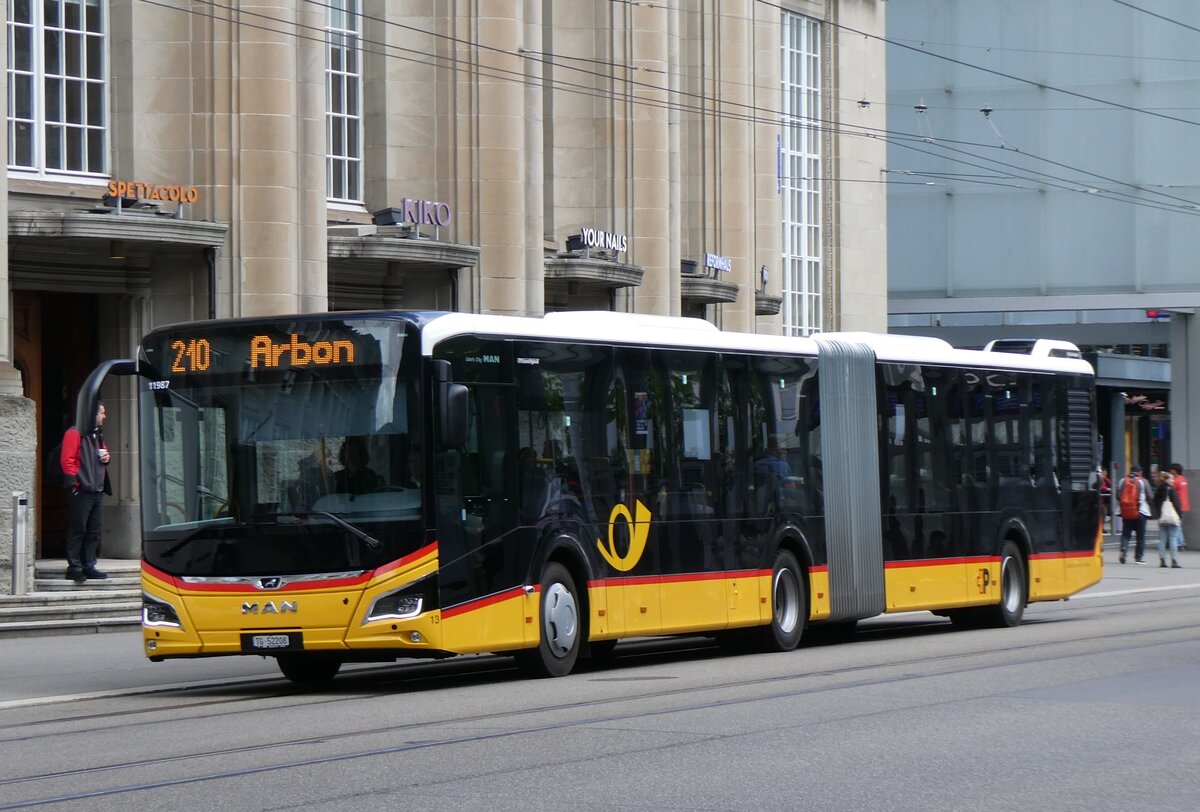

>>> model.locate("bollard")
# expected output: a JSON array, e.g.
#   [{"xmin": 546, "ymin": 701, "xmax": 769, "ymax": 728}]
[{"xmin": 12, "ymin": 492, "xmax": 29, "ymax": 596}]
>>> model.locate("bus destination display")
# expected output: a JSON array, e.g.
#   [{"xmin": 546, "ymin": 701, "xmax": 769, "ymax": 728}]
[{"xmin": 165, "ymin": 333, "xmax": 359, "ymax": 374}]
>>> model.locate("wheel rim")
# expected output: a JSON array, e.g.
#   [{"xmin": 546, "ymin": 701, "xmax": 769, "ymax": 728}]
[
  {"xmin": 773, "ymin": 567, "xmax": 800, "ymax": 634},
  {"xmin": 1000, "ymin": 555, "xmax": 1022, "ymax": 614},
  {"xmin": 543, "ymin": 582, "xmax": 578, "ymax": 658}
]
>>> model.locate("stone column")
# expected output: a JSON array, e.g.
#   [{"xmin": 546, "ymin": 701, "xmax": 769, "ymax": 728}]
[
  {"xmin": 212, "ymin": 2, "xmax": 328, "ymax": 317},
  {"xmin": 0, "ymin": 0, "xmax": 37, "ymax": 595},
  {"xmin": 522, "ymin": 0, "xmax": 545, "ymax": 316},
  {"xmin": 717, "ymin": 0, "xmax": 754, "ymax": 333},
  {"xmin": 469, "ymin": 4, "xmax": 530, "ymax": 316},
  {"xmin": 1170, "ymin": 313, "xmax": 1200, "ymax": 545},
  {"xmin": 753, "ymin": 9, "xmax": 783, "ymax": 335},
  {"xmin": 630, "ymin": 3, "xmax": 672, "ymax": 316}
]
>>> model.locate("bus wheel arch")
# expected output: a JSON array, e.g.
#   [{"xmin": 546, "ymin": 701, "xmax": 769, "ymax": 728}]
[
  {"xmin": 754, "ymin": 540, "xmax": 808, "ymax": 652},
  {"xmin": 517, "ymin": 537, "xmax": 590, "ymax": 677},
  {"xmin": 983, "ymin": 538, "xmax": 1028, "ymax": 627}
]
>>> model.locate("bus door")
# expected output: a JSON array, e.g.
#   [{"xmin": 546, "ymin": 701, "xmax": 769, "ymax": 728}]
[
  {"xmin": 1027, "ymin": 378, "xmax": 1066, "ymax": 596},
  {"xmin": 882, "ymin": 364, "xmax": 966, "ymax": 610},
  {"xmin": 605, "ymin": 348, "xmax": 664, "ymax": 636},
  {"xmin": 433, "ymin": 341, "xmax": 524, "ymax": 652},
  {"xmin": 657, "ymin": 350, "xmax": 727, "ymax": 633}
]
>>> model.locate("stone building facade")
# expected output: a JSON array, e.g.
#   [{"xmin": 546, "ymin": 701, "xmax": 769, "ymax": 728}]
[{"xmin": 1, "ymin": 0, "xmax": 886, "ymax": 587}]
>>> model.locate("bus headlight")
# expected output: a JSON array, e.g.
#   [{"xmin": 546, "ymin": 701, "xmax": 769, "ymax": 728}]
[
  {"xmin": 366, "ymin": 591, "xmax": 423, "ymax": 622},
  {"xmin": 142, "ymin": 593, "xmax": 183, "ymax": 629}
]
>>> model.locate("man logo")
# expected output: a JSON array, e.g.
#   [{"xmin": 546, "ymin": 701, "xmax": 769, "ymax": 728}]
[
  {"xmin": 242, "ymin": 601, "xmax": 297, "ymax": 615},
  {"xmin": 257, "ymin": 577, "xmax": 284, "ymax": 590}
]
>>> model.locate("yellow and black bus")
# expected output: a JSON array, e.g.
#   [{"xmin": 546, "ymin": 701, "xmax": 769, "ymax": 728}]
[{"xmin": 82, "ymin": 311, "xmax": 1103, "ymax": 683}]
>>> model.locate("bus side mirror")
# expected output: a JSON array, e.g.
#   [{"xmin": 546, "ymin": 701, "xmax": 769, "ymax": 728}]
[{"xmin": 434, "ymin": 360, "xmax": 468, "ymax": 449}]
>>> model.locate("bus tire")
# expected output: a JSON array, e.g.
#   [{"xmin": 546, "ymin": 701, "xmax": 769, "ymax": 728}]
[
  {"xmin": 755, "ymin": 549, "xmax": 806, "ymax": 652},
  {"xmin": 277, "ymin": 655, "xmax": 342, "ymax": 685},
  {"xmin": 516, "ymin": 563, "xmax": 581, "ymax": 678},
  {"xmin": 980, "ymin": 541, "xmax": 1027, "ymax": 628}
]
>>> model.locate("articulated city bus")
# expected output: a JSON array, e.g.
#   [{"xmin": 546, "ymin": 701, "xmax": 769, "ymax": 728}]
[{"xmin": 81, "ymin": 311, "xmax": 1102, "ymax": 683}]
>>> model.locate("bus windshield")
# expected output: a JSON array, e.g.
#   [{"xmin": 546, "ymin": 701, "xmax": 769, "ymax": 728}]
[{"xmin": 137, "ymin": 317, "xmax": 425, "ymax": 576}]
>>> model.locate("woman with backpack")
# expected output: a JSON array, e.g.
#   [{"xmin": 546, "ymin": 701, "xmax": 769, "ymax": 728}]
[{"xmin": 1153, "ymin": 470, "xmax": 1184, "ymax": 569}]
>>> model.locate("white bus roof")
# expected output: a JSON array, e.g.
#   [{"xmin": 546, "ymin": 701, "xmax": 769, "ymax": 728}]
[{"xmin": 419, "ymin": 311, "xmax": 1094, "ymax": 376}]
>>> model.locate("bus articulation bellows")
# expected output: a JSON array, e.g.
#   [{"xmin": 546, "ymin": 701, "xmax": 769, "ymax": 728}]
[{"xmin": 81, "ymin": 311, "xmax": 1102, "ymax": 684}]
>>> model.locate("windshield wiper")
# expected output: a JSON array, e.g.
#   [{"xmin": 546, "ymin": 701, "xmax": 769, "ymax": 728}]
[{"xmin": 263, "ymin": 511, "xmax": 383, "ymax": 551}]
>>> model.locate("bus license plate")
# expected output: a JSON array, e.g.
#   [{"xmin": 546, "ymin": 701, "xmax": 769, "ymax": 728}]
[{"xmin": 241, "ymin": 632, "xmax": 302, "ymax": 652}]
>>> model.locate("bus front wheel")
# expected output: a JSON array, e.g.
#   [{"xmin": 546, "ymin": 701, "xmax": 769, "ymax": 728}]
[
  {"xmin": 277, "ymin": 654, "xmax": 342, "ymax": 685},
  {"xmin": 755, "ymin": 549, "xmax": 806, "ymax": 652},
  {"xmin": 516, "ymin": 563, "xmax": 581, "ymax": 678}
]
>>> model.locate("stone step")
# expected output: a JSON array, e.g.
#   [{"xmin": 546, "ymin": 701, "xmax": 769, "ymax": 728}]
[
  {"xmin": 0, "ymin": 616, "xmax": 140, "ymax": 639},
  {"xmin": 0, "ymin": 600, "xmax": 141, "ymax": 624},
  {"xmin": 34, "ymin": 576, "xmax": 141, "ymax": 592},
  {"xmin": 3, "ymin": 561, "xmax": 143, "ymax": 637}
]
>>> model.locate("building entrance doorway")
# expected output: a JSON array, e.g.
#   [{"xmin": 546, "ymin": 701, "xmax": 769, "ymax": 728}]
[{"xmin": 12, "ymin": 291, "xmax": 100, "ymax": 558}]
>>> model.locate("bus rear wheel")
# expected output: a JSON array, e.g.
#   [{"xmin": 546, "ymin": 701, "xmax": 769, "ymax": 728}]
[
  {"xmin": 754, "ymin": 549, "xmax": 806, "ymax": 652},
  {"xmin": 277, "ymin": 654, "xmax": 342, "ymax": 685},
  {"xmin": 516, "ymin": 563, "xmax": 581, "ymax": 678},
  {"xmin": 980, "ymin": 541, "xmax": 1027, "ymax": 628}
]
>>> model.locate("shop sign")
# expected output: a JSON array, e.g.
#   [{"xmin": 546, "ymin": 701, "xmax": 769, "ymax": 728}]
[
  {"xmin": 402, "ymin": 198, "xmax": 453, "ymax": 228},
  {"xmin": 106, "ymin": 180, "xmax": 199, "ymax": 204},
  {"xmin": 705, "ymin": 252, "xmax": 732, "ymax": 274}
]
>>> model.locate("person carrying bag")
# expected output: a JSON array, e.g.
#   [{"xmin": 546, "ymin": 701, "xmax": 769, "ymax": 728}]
[{"xmin": 1153, "ymin": 471, "xmax": 1184, "ymax": 569}]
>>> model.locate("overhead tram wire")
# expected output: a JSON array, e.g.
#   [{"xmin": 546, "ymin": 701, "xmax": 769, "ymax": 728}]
[
  {"xmin": 889, "ymin": 137, "xmax": 1200, "ymax": 218},
  {"xmin": 138, "ymin": 0, "xmax": 1200, "ymax": 217},
  {"xmin": 1109, "ymin": 0, "xmax": 1200, "ymax": 35},
  {"xmin": 749, "ymin": 0, "xmax": 1200, "ymax": 129}
]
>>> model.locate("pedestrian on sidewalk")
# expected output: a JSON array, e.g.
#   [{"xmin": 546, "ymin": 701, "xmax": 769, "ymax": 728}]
[
  {"xmin": 1169, "ymin": 463, "xmax": 1189, "ymax": 550},
  {"xmin": 1153, "ymin": 470, "xmax": 1184, "ymax": 568},
  {"xmin": 1118, "ymin": 464, "xmax": 1152, "ymax": 565},
  {"xmin": 61, "ymin": 401, "xmax": 112, "ymax": 584}
]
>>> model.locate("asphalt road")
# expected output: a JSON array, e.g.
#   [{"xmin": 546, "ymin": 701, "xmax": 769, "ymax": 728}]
[{"xmin": 1, "ymin": 546, "xmax": 1198, "ymax": 811}]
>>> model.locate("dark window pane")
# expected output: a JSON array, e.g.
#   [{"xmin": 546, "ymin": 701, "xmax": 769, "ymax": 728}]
[
  {"xmin": 64, "ymin": 0, "xmax": 82, "ymax": 30},
  {"xmin": 44, "ymin": 30, "xmax": 61, "ymax": 74},
  {"xmin": 331, "ymin": 117, "xmax": 343, "ymax": 156},
  {"xmin": 86, "ymin": 81, "xmax": 103, "ymax": 125},
  {"xmin": 346, "ymin": 76, "xmax": 358, "ymax": 116},
  {"xmin": 331, "ymin": 74, "xmax": 343, "ymax": 112},
  {"xmin": 45, "ymin": 123, "xmax": 62, "ymax": 168},
  {"xmin": 45, "ymin": 79, "xmax": 62, "ymax": 122},
  {"xmin": 44, "ymin": 0, "xmax": 60, "ymax": 28},
  {"xmin": 330, "ymin": 158, "xmax": 345, "ymax": 199},
  {"xmin": 65, "ymin": 79, "xmax": 83, "ymax": 124},
  {"xmin": 86, "ymin": 127, "xmax": 103, "ymax": 172},
  {"xmin": 86, "ymin": 0, "xmax": 103, "ymax": 33},
  {"xmin": 66, "ymin": 125, "xmax": 83, "ymax": 171},
  {"xmin": 13, "ymin": 0, "xmax": 32, "ymax": 24},
  {"xmin": 346, "ymin": 41, "xmax": 358, "ymax": 73},
  {"xmin": 15, "ymin": 76, "xmax": 33, "ymax": 120},
  {"xmin": 346, "ymin": 118, "xmax": 358, "ymax": 158},
  {"xmin": 348, "ymin": 169, "xmax": 359, "ymax": 201},
  {"xmin": 14, "ymin": 122, "xmax": 34, "ymax": 166},
  {"xmin": 86, "ymin": 33, "xmax": 103, "ymax": 78},
  {"xmin": 65, "ymin": 32, "xmax": 82, "ymax": 77},
  {"xmin": 14, "ymin": 26, "xmax": 33, "ymax": 72}
]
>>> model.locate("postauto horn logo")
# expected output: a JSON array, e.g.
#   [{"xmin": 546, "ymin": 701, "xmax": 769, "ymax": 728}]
[{"xmin": 596, "ymin": 500, "xmax": 651, "ymax": 572}]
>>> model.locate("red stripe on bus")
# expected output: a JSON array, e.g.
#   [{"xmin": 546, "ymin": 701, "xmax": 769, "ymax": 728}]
[
  {"xmin": 885, "ymin": 556, "xmax": 998, "ymax": 569},
  {"xmin": 442, "ymin": 586, "xmax": 529, "ymax": 619},
  {"xmin": 140, "ymin": 544, "xmax": 439, "ymax": 594},
  {"xmin": 1030, "ymin": 549, "xmax": 1097, "ymax": 561},
  {"xmin": 372, "ymin": 542, "xmax": 439, "ymax": 577},
  {"xmin": 590, "ymin": 568, "xmax": 778, "ymax": 589}
]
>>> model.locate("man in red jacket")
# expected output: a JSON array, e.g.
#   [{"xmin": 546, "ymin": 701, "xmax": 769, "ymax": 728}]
[
  {"xmin": 60, "ymin": 402, "xmax": 112, "ymax": 583},
  {"xmin": 1170, "ymin": 463, "xmax": 1190, "ymax": 550}
]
